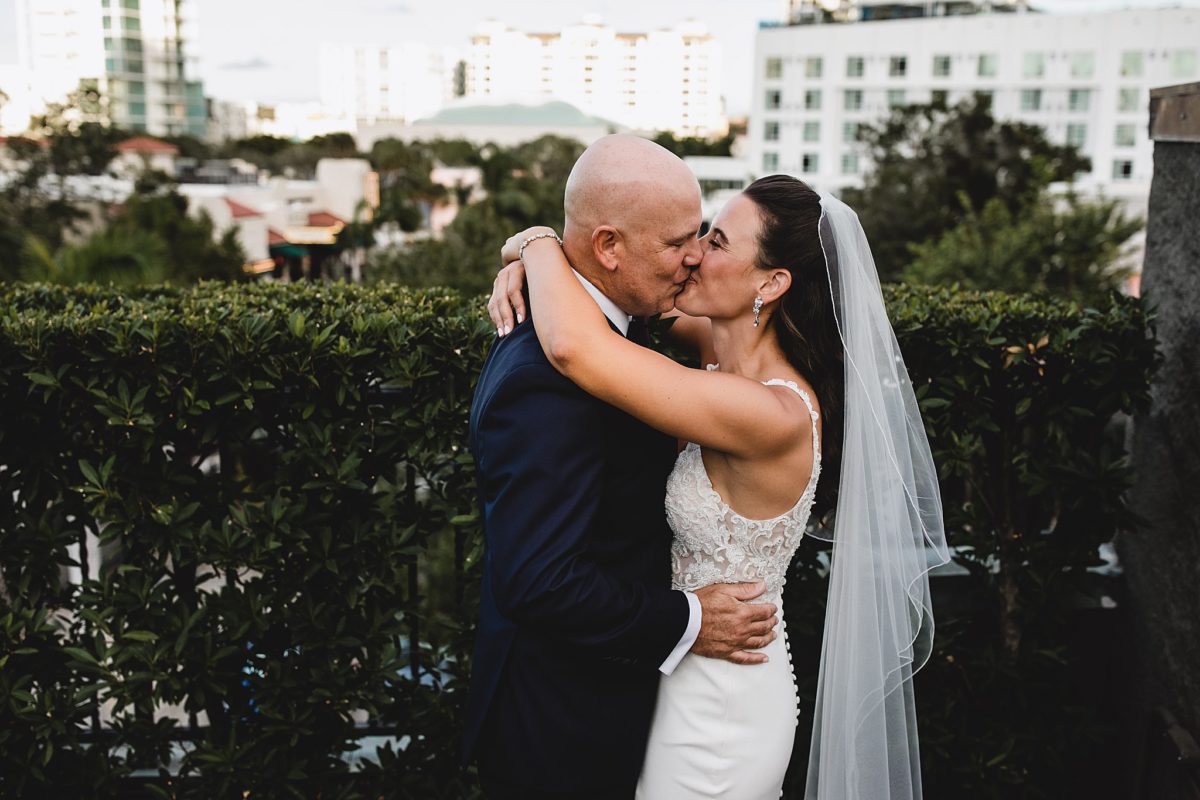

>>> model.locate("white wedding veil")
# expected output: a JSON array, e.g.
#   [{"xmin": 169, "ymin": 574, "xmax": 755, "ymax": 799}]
[{"xmin": 804, "ymin": 192, "xmax": 951, "ymax": 799}]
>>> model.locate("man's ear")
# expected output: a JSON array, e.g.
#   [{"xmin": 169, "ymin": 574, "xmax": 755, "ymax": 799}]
[
  {"xmin": 591, "ymin": 226, "xmax": 621, "ymax": 273},
  {"xmin": 759, "ymin": 268, "xmax": 792, "ymax": 305}
]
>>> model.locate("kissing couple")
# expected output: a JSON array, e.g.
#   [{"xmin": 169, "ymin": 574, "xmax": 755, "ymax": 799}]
[{"xmin": 464, "ymin": 134, "xmax": 949, "ymax": 799}]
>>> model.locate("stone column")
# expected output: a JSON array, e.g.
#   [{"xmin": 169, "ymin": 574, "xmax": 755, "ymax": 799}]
[{"xmin": 1124, "ymin": 81, "xmax": 1200, "ymax": 799}]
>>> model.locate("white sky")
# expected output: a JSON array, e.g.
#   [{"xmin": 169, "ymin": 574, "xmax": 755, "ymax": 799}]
[{"xmin": 187, "ymin": 0, "xmax": 1199, "ymax": 116}]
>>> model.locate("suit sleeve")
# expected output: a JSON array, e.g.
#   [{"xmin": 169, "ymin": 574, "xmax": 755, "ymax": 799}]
[{"xmin": 474, "ymin": 361, "xmax": 691, "ymax": 668}]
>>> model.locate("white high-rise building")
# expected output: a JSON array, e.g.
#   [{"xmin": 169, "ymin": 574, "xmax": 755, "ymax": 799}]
[
  {"xmin": 101, "ymin": 0, "xmax": 206, "ymax": 136},
  {"xmin": 464, "ymin": 17, "xmax": 726, "ymax": 138},
  {"xmin": 0, "ymin": 0, "xmax": 206, "ymax": 137},
  {"xmin": 750, "ymin": 4, "xmax": 1200, "ymax": 214},
  {"xmin": 319, "ymin": 43, "xmax": 461, "ymax": 127}
]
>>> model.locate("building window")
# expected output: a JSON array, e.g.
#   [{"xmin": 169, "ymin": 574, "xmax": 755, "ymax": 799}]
[
  {"xmin": 802, "ymin": 153, "xmax": 819, "ymax": 174},
  {"xmin": 1020, "ymin": 89, "xmax": 1042, "ymax": 112},
  {"xmin": 1066, "ymin": 123, "xmax": 1087, "ymax": 148},
  {"xmin": 1023, "ymin": 52, "xmax": 1045, "ymax": 79},
  {"xmin": 978, "ymin": 53, "xmax": 998, "ymax": 78},
  {"xmin": 1112, "ymin": 159, "xmax": 1133, "ymax": 180},
  {"xmin": 931, "ymin": 89, "xmax": 949, "ymax": 106},
  {"xmin": 1070, "ymin": 52, "xmax": 1095, "ymax": 79},
  {"xmin": 1114, "ymin": 123, "xmax": 1136, "ymax": 148},
  {"xmin": 889, "ymin": 56, "xmax": 907, "ymax": 77},
  {"xmin": 766, "ymin": 89, "xmax": 782, "ymax": 110},
  {"xmin": 846, "ymin": 56, "xmax": 864, "ymax": 78},
  {"xmin": 805, "ymin": 57, "xmax": 823, "ymax": 78},
  {"xmin": 1172, "ymin": 50, "xmax": 1199, "ymax": 79},
  {"xmin": 763, "ymin": 152, "xmax": 779, "ymax": 172},
  {"xmin": 766, "ymin": 57, "xmax": 783, "ymax": 79},
  {"xmin": 1069, "ymin": 89, "xmax": 1091, "ymax": 113},
  {"xmin": 841, "ymin": 153, "xmax": 860, "ymax": 175},
  {"xmin": 932, "ymin": 55, "xmax": 951, "ymax": 78},
  {"xmin": 1120, "ymin": 51, "xmax": 1144, "ymax": 78},
  {"xmin": 121, "ymin": 15, "xmax": 140, "ymax": 32},
  {"xmin": 764, "ymin": 121, "xmax": 780, "ymax": 142},
  {"xmin": 803, "ymin": 121, "xmax": 820, "ymax": 142},
  {"xmin": 843, "ymin": 121, "xmax": 860, "ymax": 143},
  {"xmin": 805, "ymin": 89, "xmax": 822, "ymax": 111},
  {"xmin": 887, "ymin": 89, "xmax": 906, "ymax": 109},
  {"xmin": 844, "ymin": 89, "xmax": 863, "ymax": 111},
  {"xmin": 1118, "ymin": 87, "xmax": 1141, "ymax": 113}
]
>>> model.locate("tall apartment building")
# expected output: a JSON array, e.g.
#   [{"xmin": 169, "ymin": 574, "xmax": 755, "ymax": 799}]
[
  {"xmin": 750, "ymin": 3, "xmax": 1199, "ymax": 213},
  {"xmin": 464, "ymin": 17, "xmax": 726, "ymax": 138},
  {"xmin": 101, "ymin": 0, "xmax": 206, "ymax": 136},
  {"xmin": 319, "ymin": 43, "xmax": 461, "ymax": 127},
  {"xmin": 0, "ymin": 0, "xmax": 206, "ymax": 137}
]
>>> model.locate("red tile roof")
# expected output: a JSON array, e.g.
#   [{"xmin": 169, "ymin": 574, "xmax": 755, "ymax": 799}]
[
  {"xmin": 224, "ymin": 198, "xmax": 263, "ymax": 218},
  {"xmin": 267, "ymin": 228, "xmax": 288, "ymax": 246},
  {"xmin": 307, "ymin": 211, "xmax": 345, "ymax": 227},
  {"xmin": 116, "ymin": 136, "xmax": 180, "ymax": 155},
  {"xmin": 0, "ymin": 135, "xmax": 48, "ymax": 148}
]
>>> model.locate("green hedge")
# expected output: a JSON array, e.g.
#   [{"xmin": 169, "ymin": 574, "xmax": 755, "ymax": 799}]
[{"xmin": 0, "ymin": 282, "xmax": 1155, "ymax": 798}]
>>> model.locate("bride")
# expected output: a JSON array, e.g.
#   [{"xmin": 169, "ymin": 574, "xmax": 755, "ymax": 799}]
[{"xmin": 490, "ymin": 174, "xmax": 949, "ymax": 799}]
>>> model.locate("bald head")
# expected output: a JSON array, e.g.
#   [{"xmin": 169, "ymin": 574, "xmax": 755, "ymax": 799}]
[
  {"xmin": 564, "ymin": 134, "xmax": 698, "ymax": 244},
  {"xmin": 560, "ymin": 134, "xmax": 704, "ymax": 316}
]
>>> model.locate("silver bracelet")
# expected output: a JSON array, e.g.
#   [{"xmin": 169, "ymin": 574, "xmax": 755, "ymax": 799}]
[{"xmin": 518, "ymin": 231, "xmax": 563, "ymax": 261}]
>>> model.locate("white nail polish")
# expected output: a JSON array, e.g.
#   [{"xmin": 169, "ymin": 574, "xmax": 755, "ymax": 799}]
[{"xmin": 516, "ymin": 313, "xmax": 524, "ymax": 324}]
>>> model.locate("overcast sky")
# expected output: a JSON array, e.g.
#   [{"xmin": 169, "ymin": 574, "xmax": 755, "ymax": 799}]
[{"xmin": 184, "ymin": 0, "xmax": 1197, "ymax": 115}]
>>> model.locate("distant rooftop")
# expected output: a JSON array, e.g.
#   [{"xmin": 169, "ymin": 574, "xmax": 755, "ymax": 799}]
[
  {"xmin": 416, "ymin": 100, "xmax": 617, "ymax": 130},
  {"xmin": 780, "ymin": 0, "xmax": 1032, "ymax": 25}
]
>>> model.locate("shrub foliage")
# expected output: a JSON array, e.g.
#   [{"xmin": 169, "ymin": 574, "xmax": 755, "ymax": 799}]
[{"xmin": 0, "ymin": 282, "xmax": 1155, "ymax": 798}]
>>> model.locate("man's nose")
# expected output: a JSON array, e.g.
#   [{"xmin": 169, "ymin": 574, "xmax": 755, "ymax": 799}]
[{"xmin": 683, "ymin": 238, "xmax": 703, "ymax": 267}]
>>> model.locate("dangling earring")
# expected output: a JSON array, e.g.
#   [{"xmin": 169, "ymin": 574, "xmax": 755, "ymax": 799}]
[{"xmin": 753, "ymin": 295, "xmax": 763, "ymax": 327}]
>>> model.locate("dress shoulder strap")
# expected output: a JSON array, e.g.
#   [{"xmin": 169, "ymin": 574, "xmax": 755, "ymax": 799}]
[
  {"xmin": 764, "ymin": 379, "xmax": 821, "ymax": 460},
  {"xmin": 763, "ymin": 379, "xmax": 819, "ymax": 421}
]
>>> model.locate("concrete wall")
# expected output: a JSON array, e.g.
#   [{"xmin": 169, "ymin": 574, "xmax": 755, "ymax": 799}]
[{"xmin": 1124, "ymin": 81, "xmax": 1200, "ymax": 797}]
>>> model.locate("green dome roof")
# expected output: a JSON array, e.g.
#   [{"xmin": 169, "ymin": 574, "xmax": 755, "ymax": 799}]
[{"xmin": 416, "ymin": 100, "xmax": 618, "ymax": 129}]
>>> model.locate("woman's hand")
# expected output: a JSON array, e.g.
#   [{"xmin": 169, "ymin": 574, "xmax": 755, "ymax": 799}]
[
  {"xmin": 488, "ymin": 259, "xmax": 527, "ymax": 336},
  {"xmin": 491, "ymin": 226, "xmax": 557, "ymax": 336}
]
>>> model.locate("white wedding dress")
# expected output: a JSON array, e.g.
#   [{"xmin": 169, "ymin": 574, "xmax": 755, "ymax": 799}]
[{"xmin": 637, "ymin": 373, "xmax": 821, "ymax": 799}]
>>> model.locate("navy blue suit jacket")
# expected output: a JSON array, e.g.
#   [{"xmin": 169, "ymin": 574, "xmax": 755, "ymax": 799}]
[{"xmin": 464, "ymin": 317, "xmax": 690, "ymax": 795}]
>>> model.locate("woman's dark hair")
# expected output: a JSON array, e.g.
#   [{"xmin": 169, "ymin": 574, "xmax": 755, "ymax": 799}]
[{"xmin": 742, "ymin": 175, "xmax": 843, "ymax": 518}]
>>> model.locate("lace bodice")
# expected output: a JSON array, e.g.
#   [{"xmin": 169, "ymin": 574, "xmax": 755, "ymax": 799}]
[{"xmin": 665, "ymin": 368, "xmax": 821, "ymax": 605}]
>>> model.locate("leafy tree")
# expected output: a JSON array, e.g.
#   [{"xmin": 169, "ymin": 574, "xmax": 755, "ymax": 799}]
[
  {"xmin": 221, "ymin": 134, "xmax": 293, "ymax": 164},
  {"xmin": 427, "ymin": 137, "xmax": 479, "ymax": 166},
  {"xmin": 160, "ymin": 133, "xmax": 214, "ymax": 160},
  {"xmin": 844, "ymin": 93, "xmax": 1091, "ymax": 280},
  {"xmin": 370, "ymin": 138, "xmax": 442, "ymax": 233},
  {"xmin": 110, "ymin": 172, "xmax": 245, "ymax": 283},
  {"xmin": 651, "ymin": 130, "xmax": 735, "ymax": 158},
  {"xmin": 904, "ymin": 192, "xmax": 1142, "ymax": 305},
  {"xmin": 368, "ymin": 135, "xmax": 585, "ymax": 291},
  {"xmin": 20, "ymin": 227, "xmax": 169, "ymax": 286}
]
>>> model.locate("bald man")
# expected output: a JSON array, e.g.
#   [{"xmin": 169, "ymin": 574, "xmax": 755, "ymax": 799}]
[{"xmin": 464, "ymin": 136, "xmax": 771, "ymax": 798}]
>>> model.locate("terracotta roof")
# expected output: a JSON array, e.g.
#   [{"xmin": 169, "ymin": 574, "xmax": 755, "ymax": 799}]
[
  {"xmin": 224, "ymin": 198, "xmax": 262, "ymax": 218},
  {"xmin": 307, "ymin": 211, "xmax": 345, "ymax": 227},
  {"xmin": 0, "ymin": 135, "xmax": 48, "ymax": 148},
  {"xmin": 268, "ymin": 228, "xmax": 288, "ymax": 246},
  {"xmin": 116, "ymin": 136, "xmax": 180, "ymax": 155}
]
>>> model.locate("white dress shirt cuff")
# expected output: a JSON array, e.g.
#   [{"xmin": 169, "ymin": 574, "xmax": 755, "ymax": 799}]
[{"xmin": 658, "ymin": 591, "xmax": 702, "ymax": 675}]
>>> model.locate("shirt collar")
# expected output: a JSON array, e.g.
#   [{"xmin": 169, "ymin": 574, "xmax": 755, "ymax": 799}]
[{"xmin": 573, "ymin": 269, "xmax": 632, "ymax": 336}]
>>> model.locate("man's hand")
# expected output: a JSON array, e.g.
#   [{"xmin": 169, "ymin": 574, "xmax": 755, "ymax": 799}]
[
  {"xmin": 487, "ymin": 259, "xmax": 527, "ymax": 336},
  {"xmin": 691, "ymin": 581, "xmax": 779, "ymax": 665}
]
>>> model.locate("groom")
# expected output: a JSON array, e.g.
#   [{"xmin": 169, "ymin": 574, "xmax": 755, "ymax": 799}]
[{"xmin": 465, "ymin": 135, "xmax": 778, "ymax": 798}]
